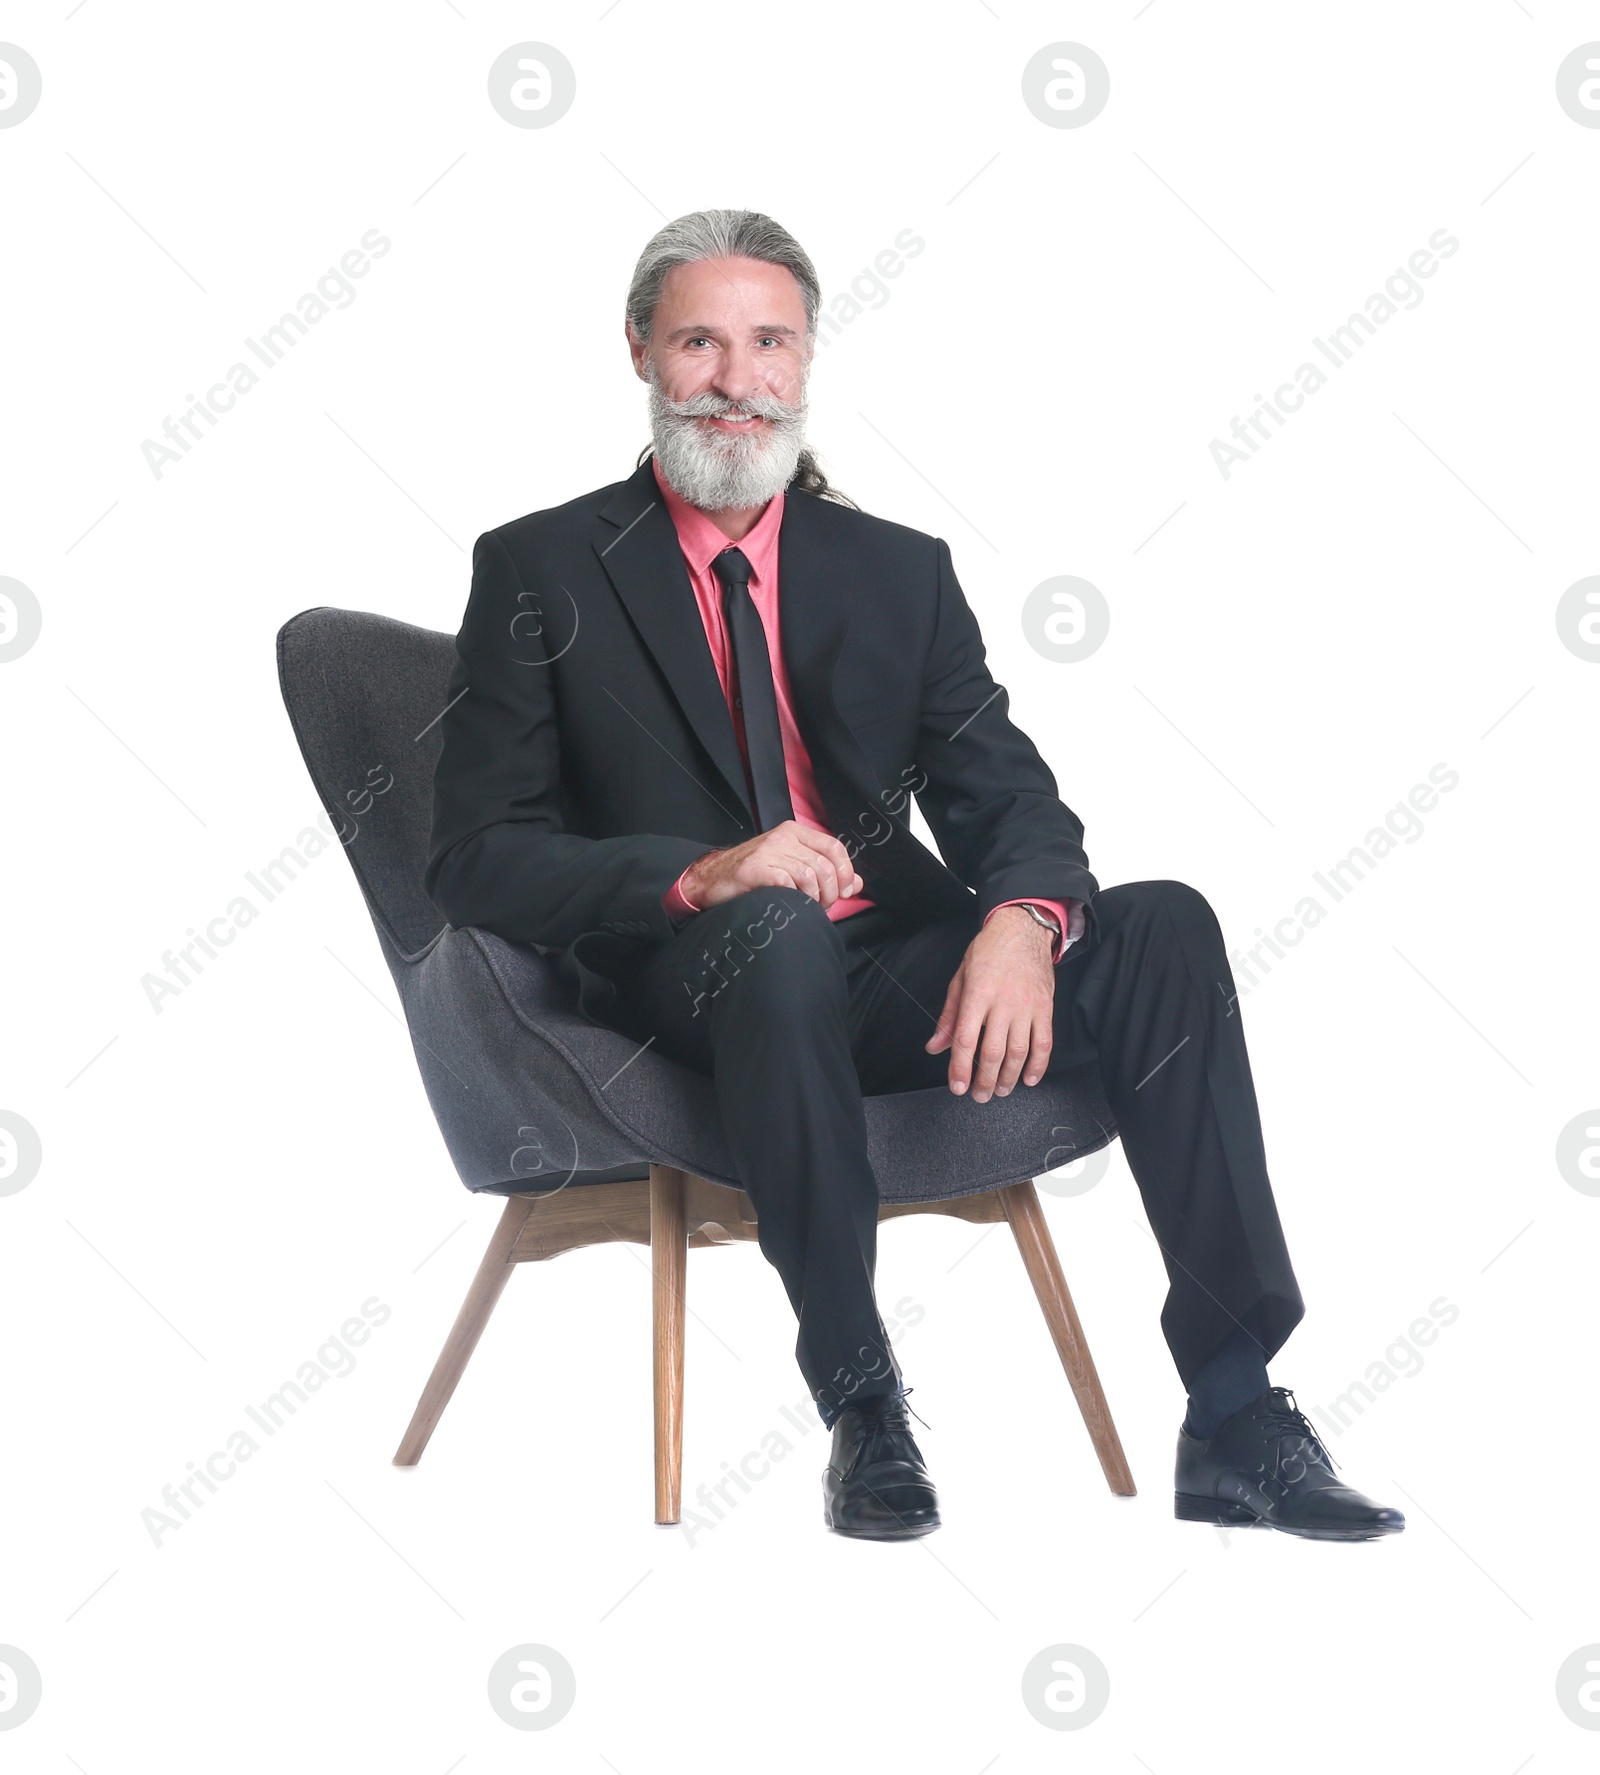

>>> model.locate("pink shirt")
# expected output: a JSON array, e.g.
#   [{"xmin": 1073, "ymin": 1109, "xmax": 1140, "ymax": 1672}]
[{"xmin": 651, "ymin": 456, "xmax": 1082, "ymax": 961}]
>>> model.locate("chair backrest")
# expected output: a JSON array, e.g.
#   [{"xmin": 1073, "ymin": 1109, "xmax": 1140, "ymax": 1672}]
[{"xmin": 276, "ymin": 606, "xmax": 453, "ymax": 957}]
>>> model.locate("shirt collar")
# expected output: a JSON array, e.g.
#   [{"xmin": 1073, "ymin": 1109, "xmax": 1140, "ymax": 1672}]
[{"xmin": 651, "ymin": 453, "xmax": 785, "ymax": 587}]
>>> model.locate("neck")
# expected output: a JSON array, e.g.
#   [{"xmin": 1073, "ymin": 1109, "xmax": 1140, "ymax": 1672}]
[
  {"xmin": 706, "ymin": 503, "xmax": 767, "ymax": 543},
  {"xmin": 651, "ymin": 458, "xmax": 773, "ymax": 541}
]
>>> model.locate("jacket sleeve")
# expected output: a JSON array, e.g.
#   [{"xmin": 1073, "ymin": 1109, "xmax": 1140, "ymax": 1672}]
[
  {"xmin": 912, "ymin": 537, "xmax": 1099, "ymax": 924},
  {"xmin": 424, "ymin": 529, "xmax": 709, "ymax": 948}
]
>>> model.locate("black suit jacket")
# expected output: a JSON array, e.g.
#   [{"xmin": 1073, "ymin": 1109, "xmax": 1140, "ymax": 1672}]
[{"xmin": 426, "ymin": 456, "xmax": 1100, "ymax": 1002}]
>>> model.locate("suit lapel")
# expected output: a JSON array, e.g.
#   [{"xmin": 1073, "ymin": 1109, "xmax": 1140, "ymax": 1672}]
[
  {"xmin": 593, "ymin": 459, "xmax": 756, "ymax": 833},
  {"xmin": 592, "ymin": 458, "xmax": 883, "ymax": 842},
  {"xmin": 776, "ymin": 488, "xmax": 878, "ymax": 830},
  {"xmin": 779, "ymin": 490, "xmax": 974, "ymax": 917}
]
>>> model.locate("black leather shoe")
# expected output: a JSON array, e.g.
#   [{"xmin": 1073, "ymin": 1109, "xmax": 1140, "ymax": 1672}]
[
  {"xmin": 822, "ymin": 1389, "xmax": 940, "ymax": 1539},
  {"xmin": 1175, "ymin": 1386, "xmax": 1405, "ymax": 1542}
]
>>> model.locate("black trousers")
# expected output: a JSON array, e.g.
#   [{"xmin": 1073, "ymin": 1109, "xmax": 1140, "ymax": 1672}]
[{"xmin": 604, "ymin": 879, "xmax": 1305, "ymax": 1424}]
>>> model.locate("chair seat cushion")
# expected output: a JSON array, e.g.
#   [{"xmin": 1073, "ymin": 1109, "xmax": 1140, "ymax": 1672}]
[{"xmin": 394, "ymin": 926, "xmax": 1117, "ymax": 1202}]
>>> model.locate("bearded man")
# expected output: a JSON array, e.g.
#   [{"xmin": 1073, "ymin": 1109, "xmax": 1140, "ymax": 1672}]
[{"xmin": 426, "ymin": 208, "xmax": 1403, "ymax": 1545}]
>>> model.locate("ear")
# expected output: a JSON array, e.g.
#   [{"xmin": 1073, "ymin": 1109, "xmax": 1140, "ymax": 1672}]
[{"xmin": 624, "ymin": 319, "xmax": 650, "ymax": 381}]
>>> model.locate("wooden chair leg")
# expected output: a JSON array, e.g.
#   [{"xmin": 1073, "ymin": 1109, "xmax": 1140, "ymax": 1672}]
[
  {"xmin": 998, "ymin": 1179, "xmax": 1137, "ymax": 1496},
  {"xmin": 393, "ymin": 1193, "xmax": 537, "ymax": 1467},
  {"xmin": 651, "ymin": 1164, "xmax": 688, "ymax": 1524}
]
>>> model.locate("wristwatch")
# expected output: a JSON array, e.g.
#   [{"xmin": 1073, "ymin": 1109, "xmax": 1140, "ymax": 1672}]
[{"xmin": 1017, "ymin": 901, "xmax": 1062, "ymax": 940}]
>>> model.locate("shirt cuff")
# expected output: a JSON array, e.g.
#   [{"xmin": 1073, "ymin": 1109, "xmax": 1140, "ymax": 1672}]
[
  {"xmin": 986, "ymin": 896, "xmax": 1084, "ymax": 964},
  {"xmin": 662, "ymin": 863, "xmax": 703, "ymax": 923}
]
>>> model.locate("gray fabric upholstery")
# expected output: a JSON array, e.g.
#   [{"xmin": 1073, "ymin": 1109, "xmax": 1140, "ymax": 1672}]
[{"xmin": 276, "ymin": 606, "xmax": 1119, "ymax": 1200}]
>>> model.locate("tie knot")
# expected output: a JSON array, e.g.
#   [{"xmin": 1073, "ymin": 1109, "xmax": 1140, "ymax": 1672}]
[{"xmin": 712, "ymin": 547, "xmax": 753, "ymax": 595}]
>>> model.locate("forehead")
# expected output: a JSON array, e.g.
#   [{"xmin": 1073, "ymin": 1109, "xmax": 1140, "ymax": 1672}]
[{"xmin": 654, "ymin": 255, "xmax": 808, "ymax": 335}]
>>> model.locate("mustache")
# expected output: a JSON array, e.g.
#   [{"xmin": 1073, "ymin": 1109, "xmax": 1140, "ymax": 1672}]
[{"xmin": 655, "ymin": 389, "xmax": 803, "ymax": 424}]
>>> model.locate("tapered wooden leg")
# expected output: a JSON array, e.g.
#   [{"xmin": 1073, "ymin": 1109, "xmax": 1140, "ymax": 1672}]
[
  {"xmin": 393, "ymin": 1194, "xmax": 538, "ymax": 1466},
  {"xmin": 651, "ymin": 1164, "xmax": 688, "ymax": 1524},
  {"xmin": 999, "ymin": 1179, "xmax": 1136, "ymax": 1496}
]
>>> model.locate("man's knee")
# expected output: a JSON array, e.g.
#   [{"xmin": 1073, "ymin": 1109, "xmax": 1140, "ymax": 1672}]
[
  {"xmin": 714, "ymin": 886, "xmax": 839, "ymax": 953},
  {"xmin": 1104, "ymin": 878, "xmax": 1220, "ymax": 940},
  {"xmin": 678, "ymin": 888, "xmax": 842, "ymax": 1018}
]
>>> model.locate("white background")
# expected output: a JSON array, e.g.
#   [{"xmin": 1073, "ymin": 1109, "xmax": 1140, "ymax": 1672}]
[{"xmin": 3, "ymin": 2, "xmax": 1598, "ymax": 1768}]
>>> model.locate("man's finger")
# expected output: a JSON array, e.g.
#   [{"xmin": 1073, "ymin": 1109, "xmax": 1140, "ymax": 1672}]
[
  {"xmin": 791, "ymin": 825, "xmax": 863, "ymax": 897},
  {"xmin": 756, "ymin": 862, "xmax": 802, "ymax": 895},
  {"xmin": 948, "ymin": 1013, "xmax": 985, "ymax": 1094},
  {"xmin": 785, "ymin": 858, "xmax": 821, "ymax": 900},
  {"xmin": 791, "ymin": 821, "xmax": 848, "ymax": 860},
  {"xmin": 1024, "ymin": 1010, "xmax": 1053, "ymax": 1087},
  {"xmin": 796, "ymin": 850, "xmax": 840, "ymax": 905},
  {"xmin": 925, "ymin": 972, "xmax": 964, "ymax": 1054},
  {"xmin": 970, "ymin": 1012, "xmax": 1011, "ymax": 1102},
  {"xmin": 759, "ymin": 828, "xmax": 837, "ymax": 903},
  {"xmin": 991, "ymin": 1011, "xmax": 1034, "ymax": 1096}
]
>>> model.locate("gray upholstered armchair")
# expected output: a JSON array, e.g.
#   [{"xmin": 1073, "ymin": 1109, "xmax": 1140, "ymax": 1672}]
[{"xmin": 276, "ymin": 606, "xmax": 1134, "ymax": 1520}]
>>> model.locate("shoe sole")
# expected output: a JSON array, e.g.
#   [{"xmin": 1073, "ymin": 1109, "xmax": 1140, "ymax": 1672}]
[
  {"xmin": 1174, "ymin": 1492, "xmax": 1403, "ymax": 1541},
  {"xmin": 825, "ymin": 1514, "xmax": 941, "ymax": 1541}
]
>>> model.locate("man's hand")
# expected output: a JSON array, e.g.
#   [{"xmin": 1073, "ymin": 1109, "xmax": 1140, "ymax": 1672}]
[
  {"xmin": 925, "ymin": 905, "xmax": 1056, "ymax": 1101},
  {"xmin": 681, "ymin": 820, "xmax": 865, "ymax": 911}
]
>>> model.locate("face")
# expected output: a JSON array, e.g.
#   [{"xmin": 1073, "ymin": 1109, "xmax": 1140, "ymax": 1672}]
[{"xmin": 629, "ymin": 255, "xmax": 813, "ymax": 510}]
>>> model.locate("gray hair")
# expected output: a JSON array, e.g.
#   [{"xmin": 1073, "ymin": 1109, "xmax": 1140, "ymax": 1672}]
[{"xmin": 627, "ymin": 208, "xmax": 859, "ymax": 509}]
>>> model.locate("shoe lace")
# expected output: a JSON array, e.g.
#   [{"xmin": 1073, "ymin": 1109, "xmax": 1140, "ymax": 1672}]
[
  {"xmin": 853, "ymin": 1386, "xmax": 930, "ymax": 1441},
  {"xmin": 1258, "ymin": 1387, "xmax": 1338, "ymax": 1474}
]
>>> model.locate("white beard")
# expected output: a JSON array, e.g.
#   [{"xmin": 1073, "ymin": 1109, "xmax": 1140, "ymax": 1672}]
[{"xmin": 646, "ymin": 365, "xmax": 809, "ymax": 511}]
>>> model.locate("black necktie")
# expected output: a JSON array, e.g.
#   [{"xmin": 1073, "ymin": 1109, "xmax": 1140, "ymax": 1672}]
[{"xmin": 712, "ymin": 546, "xmax": 794, "ymax": 831}]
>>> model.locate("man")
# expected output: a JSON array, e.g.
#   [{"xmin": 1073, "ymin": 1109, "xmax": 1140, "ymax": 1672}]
[{"xmin": 427, "ymin": 208, "xmax": 1403, "ymax": 1544}]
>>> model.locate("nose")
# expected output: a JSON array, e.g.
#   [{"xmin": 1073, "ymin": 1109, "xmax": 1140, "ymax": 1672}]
[
  {"xmin": 710, "ymin": 335, "xmax": 784, "ymax": 411},
  {"xmin": 713, "ymin": 341, "xmax": 766, "ymax": 409}
]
